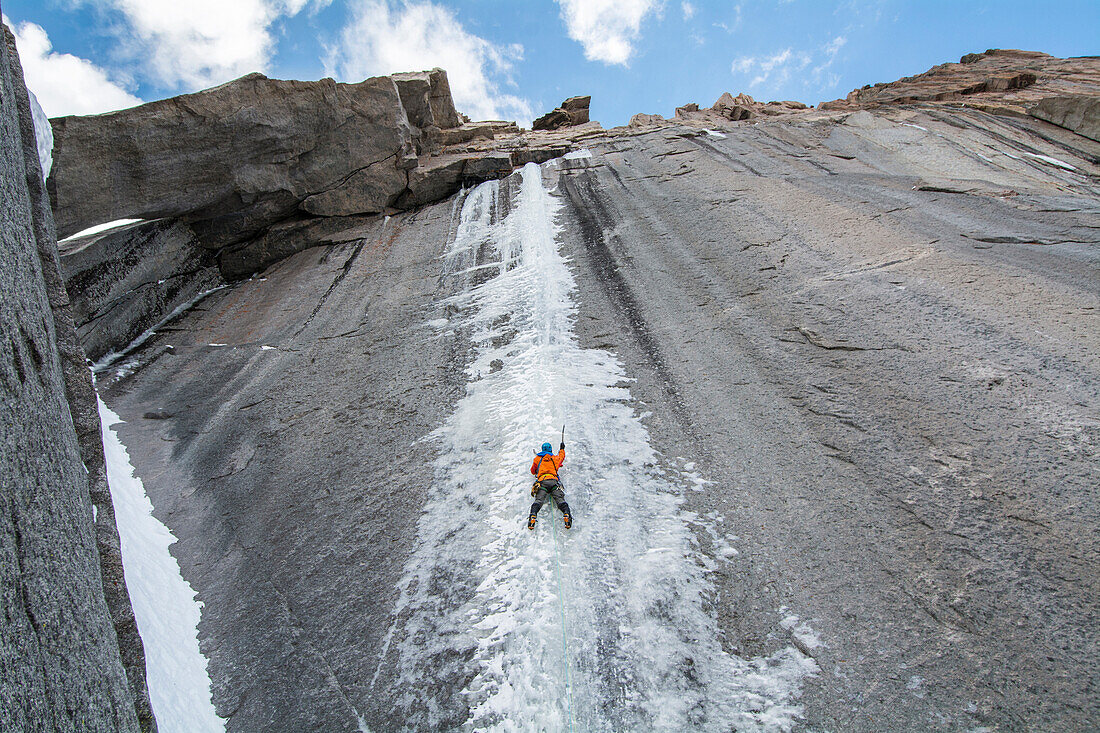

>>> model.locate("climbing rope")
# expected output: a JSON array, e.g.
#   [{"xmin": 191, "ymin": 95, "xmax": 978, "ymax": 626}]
[{"xmin": 549, "ymin": 501, "xmax": 576, "ymax": 732}]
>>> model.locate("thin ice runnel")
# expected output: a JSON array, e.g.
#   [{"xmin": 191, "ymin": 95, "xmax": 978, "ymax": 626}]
[{"xmin": 391, "ymin": 161, "xmax": 817, "ymax": 731}]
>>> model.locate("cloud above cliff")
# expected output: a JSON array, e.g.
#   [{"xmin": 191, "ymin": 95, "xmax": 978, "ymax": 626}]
[
  {"xmin": 556, "ymin": 0, "xmax": 661, "ymax": 66},
  {"xmin": 327, "ymin": 1, "xmax": 533, "ymax": 124},
  {"xmin": 6, "ymin": 18, "xmax": 143, "ymax": 116}
]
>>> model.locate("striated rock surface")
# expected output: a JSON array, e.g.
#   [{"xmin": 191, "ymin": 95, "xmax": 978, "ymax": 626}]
[
  {"xmin": 60, "ymin": 220, "xmax": 223, "ymax": 362},
  {"xmin": 2, "ymin": 22, "xmax": 150, "ymax": 732}
]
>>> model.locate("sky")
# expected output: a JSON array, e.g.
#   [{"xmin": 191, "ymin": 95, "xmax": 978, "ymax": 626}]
[{"xmin": 3, "ymin": 1, "xmax": 1097, "ymax": 128}]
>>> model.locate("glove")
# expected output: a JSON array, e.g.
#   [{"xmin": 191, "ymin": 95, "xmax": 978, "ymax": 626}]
[{"xmin": 560, "ymin": 442, "xmax": 565, "ymax": 450}]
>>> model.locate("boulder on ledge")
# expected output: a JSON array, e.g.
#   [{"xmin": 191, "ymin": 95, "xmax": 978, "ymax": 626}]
[{"xmin": 533, "ymin": 95, "xmax": 591, "ymax": 131}]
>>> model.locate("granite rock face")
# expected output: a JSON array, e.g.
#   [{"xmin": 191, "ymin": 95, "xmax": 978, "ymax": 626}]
[
  {"xmin": 49, "ymin": 73, "xmax": 417, "ymax": 243},
  {"xmin": 1, "ymin": 22, "xmax": 149, "ymax": 732}
]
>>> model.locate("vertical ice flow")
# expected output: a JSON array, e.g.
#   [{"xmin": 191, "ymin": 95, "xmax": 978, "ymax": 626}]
[{"xmin": 391, "ymin": 162, "xmax": 817, "ymax": 731}]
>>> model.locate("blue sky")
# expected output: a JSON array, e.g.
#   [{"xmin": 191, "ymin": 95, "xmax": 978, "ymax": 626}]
[{"xmin": 4, "ymin": 1, "xmax": 1097, "ymax": 127}]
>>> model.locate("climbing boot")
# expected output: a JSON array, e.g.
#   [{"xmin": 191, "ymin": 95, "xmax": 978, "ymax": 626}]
[
  {"xmin": 528, "ymin": 514, "xmax": 538, "ymax": 530},
  {"xmin": 562, "ymin": 513, "xmax": 572, "ymax": 530}
]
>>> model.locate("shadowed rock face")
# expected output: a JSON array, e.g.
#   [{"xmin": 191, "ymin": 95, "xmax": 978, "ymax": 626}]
[
  {"xmin": 86, "ymin": 51, "xmax": 1100, "ymax": 732},
  {"xmin": 2, "ymin": 22, "xmax": 149, "ymax": 732},
  {"xmin": 49, "ymin": 73, "xmax": 417, "ymax": 244}
]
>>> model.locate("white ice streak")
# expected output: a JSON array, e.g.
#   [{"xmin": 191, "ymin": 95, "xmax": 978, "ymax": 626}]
[
  {"xmin": 1023, "ymin": 152, "xmax": 1077, "ymax": 171},
  {"xmin": 28, "ymin": 89, "xmax": 52, "ymax": 181},
  {"xmin": 704, "ymin": 129, "xmax": 727, "ymax": 139},
  {"xmin": 60, "ymin": 218, "xmax": 143, "ymax": 243},
  {"xmin": 94, "ymin": 286, "xmax": 226, "ymax": 373},
  {"xmin": 99, "ymin": 398, "xmax": 222, "ymax": 732},
  {"xmin": 563, "ymin": 148, "xmax": 593, "ymax": 160},
  {"xmin": 390, "ymin": 162, "xmax": 816, "ymax": 731}
]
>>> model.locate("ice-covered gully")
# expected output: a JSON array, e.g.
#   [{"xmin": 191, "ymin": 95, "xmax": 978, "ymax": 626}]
[{"xmin": 385, "ymin": 159, "xmax": 819, "ymax": 731}]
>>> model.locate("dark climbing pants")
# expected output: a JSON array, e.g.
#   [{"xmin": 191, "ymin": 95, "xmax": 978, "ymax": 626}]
[{"xmin": 531, "ymin": 479, "xmax": 570, "ymax": 517}]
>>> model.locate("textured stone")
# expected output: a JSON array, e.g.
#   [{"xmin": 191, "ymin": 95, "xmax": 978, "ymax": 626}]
[
  {"xmin": 399, "ymin": 154, "xmax": 468, "ymax": 209},
  {"xmin": 48, "ymin": 73, "xmax": 416, "ymax": 244},
  {"xmin": 629, "ymin": 113, "xmax": 665, "ymax": 127},
  {"xmin": 823, "ymin": 49, "xmax": 1099, "ymax": 110},
  {"xmin": 1029, "ymin": 95, "xmax": 1100, "ymax": 142},
  {"xmin": 462, "ymin": 153, "xmax": 513, "ymax": 185},
  {"xmin": 2, "ymin": 21, "xmax": 147, "ymax": 732},
  {"xmin": 59, "ymin": 219, "xmax": 223, "ymax": 361},
  {"xmin": 391, "ymin": 68, "xmax": 461, "ymax": 130},
  {"xmin": 533, "ymin": 95, "xmax": 591, "ymax": 130},
  {"xmin": 217, "ymin": 214, "xmax": 382, "ymax": 281}
]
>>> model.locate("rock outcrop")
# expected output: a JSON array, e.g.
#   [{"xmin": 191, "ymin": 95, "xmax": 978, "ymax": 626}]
[
  {"xmin": 1029, "ymin": 94, "xmax": 1100, "ymax": 142},
  {"xmin": 820, "ymin": 48, "xmax": 1100, "ymax": 115},
  {"xmin": 674, "ymin": 92, "xmax": 809, "ymax": 124},
  {"xmin": 2, "ymin": 22, "xmax": 152, "ymax": 732},
  {"xmin": 532, "ymin": 95, "xmax": 591, "ymax": 130},
  {"xmin": 49, "ymin": 73, "xmax": 417, "ymax": 244}
]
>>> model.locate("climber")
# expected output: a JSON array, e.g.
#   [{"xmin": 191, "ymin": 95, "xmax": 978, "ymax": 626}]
[{"xmin": 528, "ymin": 439, "xmax": 571, "ymax": 530}]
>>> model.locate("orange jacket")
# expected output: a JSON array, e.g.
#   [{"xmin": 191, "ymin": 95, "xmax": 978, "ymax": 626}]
[{"xmin": 531, "ymin": 448, "xmax": 565, "ymax": 481}]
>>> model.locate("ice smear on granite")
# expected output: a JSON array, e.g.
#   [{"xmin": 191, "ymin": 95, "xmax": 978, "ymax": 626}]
[
  {"xmin": 28, "ymin": 89, "xmax": 52, "ymax": 181},
  {"xmin": 384, "ymin": 162, "xmax": 818, "ymax": 731},
  {"xmin": 93, "ymin": 285, "xmax": 227, "ymax": 373},
  {"xmin": 99, "ymin": 397, "xmax": 222, "ymax": 732},
  {"xmin": 60, "ymin": 218, "xmax": 144, "ymax": 243}
]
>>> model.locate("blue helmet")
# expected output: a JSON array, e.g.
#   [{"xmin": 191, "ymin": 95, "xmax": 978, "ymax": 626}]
[{"xmin": 541, "ymin": 442, "xmax": 553, "ymax": 453}]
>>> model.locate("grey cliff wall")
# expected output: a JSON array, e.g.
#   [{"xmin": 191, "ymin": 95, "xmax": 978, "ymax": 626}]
[
  {"xmin": 1, "ymin": 21, "xmax": 154, "ymax": 732},
  {"xmin": 85, "ymin": 52, "xmax": 1100, "ymax": 731}
]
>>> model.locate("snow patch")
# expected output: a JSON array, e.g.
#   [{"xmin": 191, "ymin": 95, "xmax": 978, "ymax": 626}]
[
  {"xmin": 901, "ymin": 123, "xmax": 928, "ymax": 131},
  {"xmin": 60, "ymin": 218, "xmax": 144, "ymax": 242},
  {"xmin": 563, "ymin": 148, "xmax": 592, "ymax": 160},
  {"xmin": 28, "ymin": 90, "xmax": 52, "ymax": 181},
  {"xmin": 99, "ymin": 397, "xmax": 222, "ymax": 732},
  {"xmin": 1023, "ymin": 152, "xmax": 1077, "ymax": 171},
  {"xmin": 704, "ymin": 129, "xmax": 727, "ymax": 139},
  {"xmin": 780, "ymin": 613, "xmax": 824, "ymax": 651}
]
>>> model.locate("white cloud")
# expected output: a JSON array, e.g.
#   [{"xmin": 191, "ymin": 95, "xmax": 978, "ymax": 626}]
[
  {"xmin": 731, "ymin": 48, "xmax": 809, "ymax": 88},
  {"xmin": 556, "ymin": 0, "xmax": 661, "ymax": 66},
  {"xmin": 681, "ymin": 1, "xmax": 696, "ymax": 20},
  {"xmin": 812, "ymin": 36, "xmax": 847, "ymax": 86},
  {"xmin": 6, "ymin": 18, "xmax": 142, "ymax": 116},
  {"xmin": 326, "ymin": 1, "xmax": 532, "ymax": 124},
  {"xmin": 82, "ymin": 0, "xmax": 325, "ymax": 91},
  {"xmin": 731, "ymin": 36, "xmax": 847, "ymax": 97},
  {"xmin": 824, "ymin": 35, "xmax": 847, "ymax": 57}
]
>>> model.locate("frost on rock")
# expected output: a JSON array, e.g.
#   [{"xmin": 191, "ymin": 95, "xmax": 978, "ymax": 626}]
[
  {"xmin": 28, "ymin": 89, "xmax": 52, "ymax": 181},
  {"xmin": 383, "ymin": 162, "xmax": 818, "ymax": 731},
  {"xmin": 99, "ymin": 397, "xmax": 223, "ymax": 733}
]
